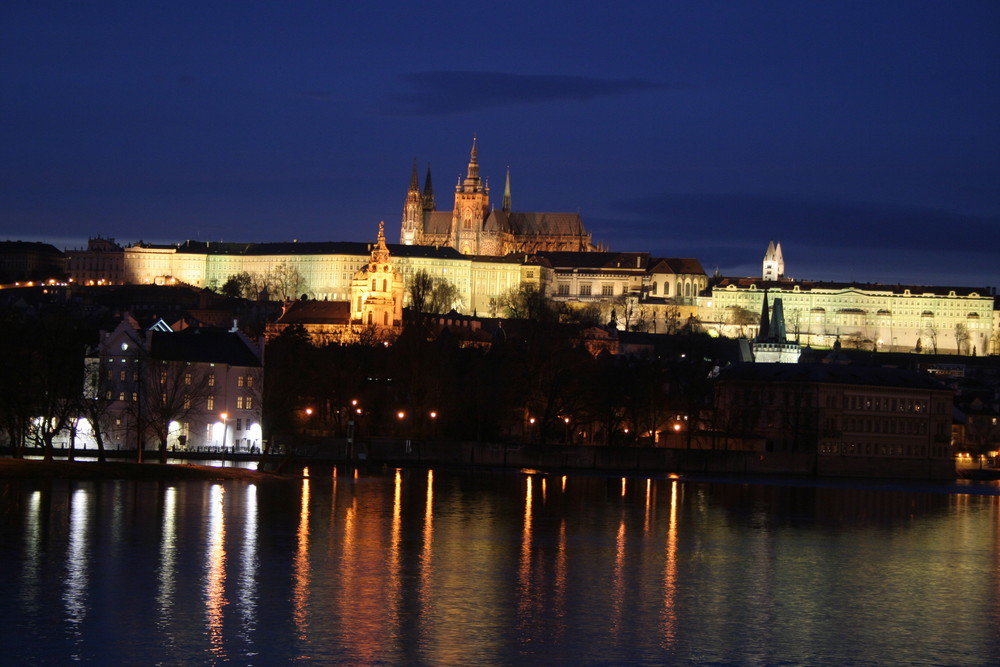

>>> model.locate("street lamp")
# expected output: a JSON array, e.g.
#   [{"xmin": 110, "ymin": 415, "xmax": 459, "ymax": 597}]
[{"xmin": 220, "ymin": 412, "xmax": 228, "ymax": 451}]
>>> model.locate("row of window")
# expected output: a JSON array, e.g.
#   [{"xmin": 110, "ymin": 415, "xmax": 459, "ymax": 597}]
[
  {"xmin": 106, "ymin": 392, "xmax": 255, "ymax": 410},
  {"xmin": 843, "ymin": 395, "xmax": 927, "ymax": 413},
  {"xmin": 818, "ymin": 442, "xmax": 948, "ymax": 457}
]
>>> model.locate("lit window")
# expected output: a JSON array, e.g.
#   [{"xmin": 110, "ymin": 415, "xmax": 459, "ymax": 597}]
[
  {"xmin": 207, "ymin": 397, "xmax": 215, "ymax": 410},
  {"xmin": 237, "ymin": 396, "xmax": 244, "ymax": 409},
  {"xmin": 185, "ymin": 373, "xmax": 191, "ymax": 385},
  {"xmin": 246, "ymin": 397, "xmax": 253, "ymax": 410},
  {"xmin": 237, "ymin": 376, "xmax": 244, "ymax": 388},
  {"xmin": 247, "ymin": 376, "xmax": 253, "ymax": 388},
  {"xmin": 208, "ymin": 375, "xmax": 215, "ymax": 387}
]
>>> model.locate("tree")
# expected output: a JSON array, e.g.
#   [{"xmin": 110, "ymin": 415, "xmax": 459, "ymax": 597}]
[
  {"xmin": 501, "ymin": 282, "xmax": 556, "ymax": 322},
  {"xmin": 221, "ymin": 271, "xmax": 255, "ymax": 299},
  {"xmin": 429, "ymin": 277, "xmax": 461, "ymax": 314},
  {"xmin": 725, "ymin": 305, "xmax": 759, "ymax": 338},
  {"xmin": 139, "ymin": 359, "xmax": 215, "ymax": 464},
  {"xmin": 78, "ymin": 353, "xmax": 115, "ymax": 462},
  {"xmin": 954, "ymin": 323, "xmax": 970, "ymax": 355},
  {"xmin": 270, "ymin": 263, "xmax": 307, "ymax": 300},
  {"xmin": 406, "ymin": 269, "xmax": 435, "ymax": 317}
]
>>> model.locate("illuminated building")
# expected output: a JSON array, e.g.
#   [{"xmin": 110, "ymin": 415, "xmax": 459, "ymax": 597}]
[
  {"xmin": 266, "ymin": 222, "xmax": 406, "ymax": 343},
  {"xmin": 702, "ymin": 243, "xmax": 997, "ymax": 354},
  {"xmin": 399, "ymin": 138, "xmax": 597, "ymax": 256},
  {"xmin": 86, "ymin": 316, "xmax": 264, "ymax": 453}
]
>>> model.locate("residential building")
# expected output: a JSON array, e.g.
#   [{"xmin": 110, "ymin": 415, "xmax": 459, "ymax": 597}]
[
  {"xmin": 84, "ymin": 316, "xmax": 264, "ymax": 453},
  {"xmin": 708, "ymin": 363, "xmax": 955, "ymax": 478}
]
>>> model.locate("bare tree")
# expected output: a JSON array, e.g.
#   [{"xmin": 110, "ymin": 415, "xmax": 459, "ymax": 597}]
[
  {"xmin": 954, "ymin": 322, "xmax": 970, "ymax": 355},
  {"xmin": 726, "ymin": 305, "xmax": 759, "ymax": 338},
  {"xmin": 270, "ymin": 262, "xmax": 307, "ymax": 300},
  {"xmin": 406, "ymin": 269, "xmax": 434, "ymax": 317},
  {"xmin": 429, "ymin": 277, "xmax": 460, "ymax": 314},
  {"xmin": 142, "ymin": 359, "xmax": 214, "ymax": 464},
  {"xmin": 500, "ymin": 282, "xmax": 556, "ymax": 321}
]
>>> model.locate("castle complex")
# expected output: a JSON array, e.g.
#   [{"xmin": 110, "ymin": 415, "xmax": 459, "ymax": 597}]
[{"xmin": 52, "ymin": 138, "xmax": 999, "ymax": 355}]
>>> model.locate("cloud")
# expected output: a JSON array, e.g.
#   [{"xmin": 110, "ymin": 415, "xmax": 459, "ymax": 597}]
[
  {"xmin": 612, "ymin": 193, "xmax": 1000, "ymax": 256},
  {"xmin": 393, "ymin": 71, "xmax": 677, "ymax": 115}
]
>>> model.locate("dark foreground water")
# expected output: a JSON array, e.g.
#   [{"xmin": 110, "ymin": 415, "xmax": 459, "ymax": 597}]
[{"xmin": 1, "ymin": 467, "xmax": 998, "ymax": 665}]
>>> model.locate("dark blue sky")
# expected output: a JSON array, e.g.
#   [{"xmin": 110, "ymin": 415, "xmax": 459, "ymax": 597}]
[{"xmin": 2, "ymin": 2, "xmax": 998, "ymax": 287}]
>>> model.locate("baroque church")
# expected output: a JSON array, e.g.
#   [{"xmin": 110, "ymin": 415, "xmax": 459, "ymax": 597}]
[{"xmin": 399, "ymin": 138, "xmax": 597, "ymax": 256}]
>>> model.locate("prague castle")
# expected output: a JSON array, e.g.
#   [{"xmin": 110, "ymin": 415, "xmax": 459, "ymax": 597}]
[
  {"xmin": 400, "ymin": 138, "xmax": 596, "ymax": 256},
  {"xmin": 50, "ymin": 137, "xmax": 999, "ymax": 355}
]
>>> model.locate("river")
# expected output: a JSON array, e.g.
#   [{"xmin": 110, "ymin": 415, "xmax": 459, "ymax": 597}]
[{"xmin": 1, "ymin": 466, "xmax": 998, "ymax": 665}]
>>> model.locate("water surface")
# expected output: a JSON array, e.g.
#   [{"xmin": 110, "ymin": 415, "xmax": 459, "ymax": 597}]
[{"xmin": 1, "ymin": 467, "xmax": 997, "ymax": 665}]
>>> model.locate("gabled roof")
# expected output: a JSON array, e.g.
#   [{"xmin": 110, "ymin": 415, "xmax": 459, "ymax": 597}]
[
  {"xmin": 489, "ymin": 211, "xmax": 588, "ymax": 236},
  {"xmin": 150, "ymin": 329, "xmax": 262, "ymax": 367},
  {"xmin": 535, "ymin": 251, "xmax": 649, "ymax": 270},
  {"xmin": 648, "ymin": 257, "xmax": 706, "ymax": 276},
  {"xmin": 276, "ymin": 300, "xmax": 351, "ymax": 325}
]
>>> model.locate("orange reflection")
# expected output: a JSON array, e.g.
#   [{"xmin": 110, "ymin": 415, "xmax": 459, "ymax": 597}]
[
  {"xmin": 621, "ymin": 477, "xmax": 627, "ymax": 497},
  {"xmin": 418, "ymin": 469, "xmax": 435, "ymax": 638},
  {"xmin": 293, "ymin": 476, "xmax": 311, "ymax": 639},
  {"xmin": 644, "ymin": 478, "xmax": 652, "ymax": 533},
  {"xmin": 610, "ymin": 512, "xmax": 626, "ymax": 637},
  {"xmin": 205, "ymin": 485, "xmax": 227, "ymax": 659},
  {"xmin": 661, "ymin": 480, "xmax": 679, "ymax": 648},
  {"xmin": 517, "ymin": 475, "xmax": 534, "ymax": 633}
]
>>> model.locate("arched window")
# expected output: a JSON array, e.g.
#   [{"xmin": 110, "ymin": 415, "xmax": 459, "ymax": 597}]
[
  {"xmin": 382, "ymin": 279, "xmax": 387, "ymax": 292},
  {"xmin": 371, "ymin": 278, "xmax": 376, "ymax": 290},
  {"xmin": 368, "ymin": 312, "xmax": 373, "ymax": 325},
  {"xmin": 664, "ymin": 283, "xmax": 670, "ymax": 296},
  {"xmin": 383, "ymin": 311, "xmax": 389, "ymax": 325}
]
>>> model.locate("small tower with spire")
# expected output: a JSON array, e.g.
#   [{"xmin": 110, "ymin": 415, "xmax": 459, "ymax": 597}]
[
  {"xmin": 502, "ymin": 166, "xmax": 511, "ymax": 213},
  {"xmin": 400, "ymin": 160, "xmax": 423, "ymax": 245},
  {"xmin": 422, "ymin": 163, "xmax": 435, "ymax": 212},
  {"xmin": 763, "ymin": 241, "xmax": 784, "ymax": 281}
]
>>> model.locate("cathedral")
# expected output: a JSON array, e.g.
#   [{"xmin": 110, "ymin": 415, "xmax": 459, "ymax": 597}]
[{"xmin": 399, "ymin": 138, "xmax": 597, "ymax": 256}]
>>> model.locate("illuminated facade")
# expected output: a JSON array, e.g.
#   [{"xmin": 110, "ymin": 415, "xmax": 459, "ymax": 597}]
[
  {"xmin": 399, "ymin": 138, "xmax": 597, "ymax": 256},
  {"xmin": 704, "ymin": 278, "xmax": 995, "ymax": 355},
  {"xmin": 83, "ymin": 317, "xmax": 264, "ymax": 453}
]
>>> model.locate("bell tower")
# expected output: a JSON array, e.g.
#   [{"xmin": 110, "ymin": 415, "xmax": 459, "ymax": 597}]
[
  {"xmin": 763, "ymin": 241, "xmax": 784, "ymax": 281},
  {"xmin": 450, "ymin": 137, "xmax": 490, "ymax": 254}
]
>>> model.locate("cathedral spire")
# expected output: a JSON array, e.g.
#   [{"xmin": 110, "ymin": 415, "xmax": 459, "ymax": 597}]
[
  {"xmin": 422, "ymin": 163, "xmax": 435, "ymax": 211},
  {"xmin": 462, "ymin": 135, "xmax": 484, "ymax": 193},
  {"xmin": 502, "ymin": 166, "xmax": 511, "ymax": 212},
  {"xmin": 409, "ymin": 159, "xmax": 419, "ymax": 191}
]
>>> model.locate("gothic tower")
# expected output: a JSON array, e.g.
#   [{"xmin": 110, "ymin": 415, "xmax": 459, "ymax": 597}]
[
  {"xmin": 763, "ymin": 241, "xmax": 784, "ymax": 281},
  {"xmin": 450, "ymin": 137, "xmax": 490, "ymax": 255},
  {"xmin": 400, "ymin": 160, "xmax": 423, "ymax": 245}
]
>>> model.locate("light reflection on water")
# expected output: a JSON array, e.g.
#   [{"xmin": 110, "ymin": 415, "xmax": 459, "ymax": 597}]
[{"xmin": 0, "ymin": 469, "xmax": 998, "ymax": 665}]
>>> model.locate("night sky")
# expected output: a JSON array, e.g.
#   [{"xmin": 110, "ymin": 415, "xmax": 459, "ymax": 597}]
[{"xmin": 2, "ymin": 2, "xmax": 998, "ymax": 288}]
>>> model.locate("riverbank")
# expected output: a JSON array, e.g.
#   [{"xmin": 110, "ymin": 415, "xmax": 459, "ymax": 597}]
[{"xmin": 0, "ymin": 459, "xmax": 293, "ymax": 482}]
